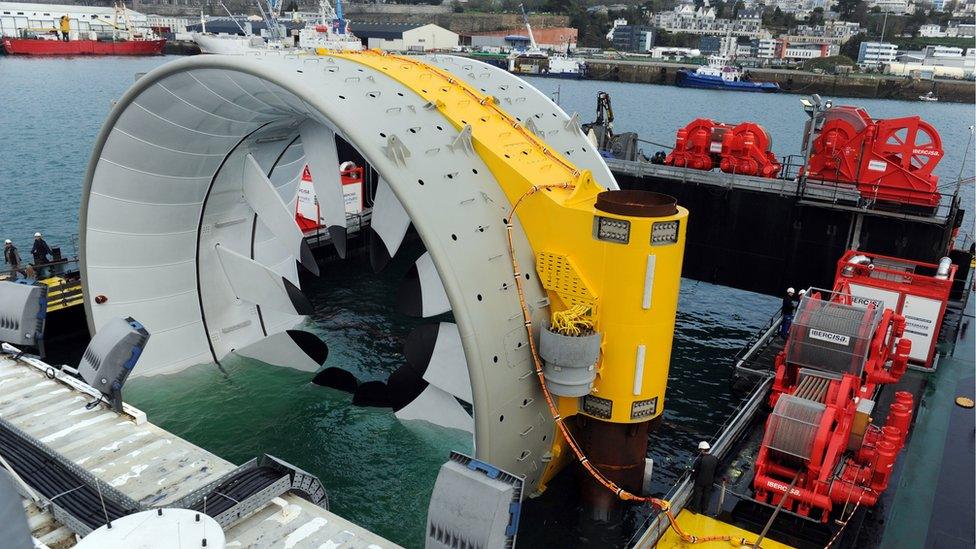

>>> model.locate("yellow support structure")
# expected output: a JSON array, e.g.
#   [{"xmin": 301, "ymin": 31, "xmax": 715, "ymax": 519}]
[{"xmin": 326, "ymin": 50, "xmax": 688, "ymax": 498}]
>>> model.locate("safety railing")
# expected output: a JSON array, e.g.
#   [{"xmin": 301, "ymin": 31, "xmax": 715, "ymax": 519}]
[
  {"xmin": 605, "ymin": 150, "xmax": 959, "ymax": 226},
  {"xmin": 1, "ymin": 257, "xmax": 80, "ymax": 282},
  {"xmin": 732, "ymin": 308, "xmax": 785, "ymax": 377},
  {"xmin": 628, "ymin": 374, "xmax": 775, "ymax": 548},
  {"xmin": 797, "ymin": 173, "xmax": 958, "ymax": 221}
]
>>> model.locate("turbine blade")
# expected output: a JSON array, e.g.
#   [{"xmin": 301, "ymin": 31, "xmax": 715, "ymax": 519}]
[
  {"xmin": 384, "ymin": 360, "xmax": 472, "ymax": 432},
  {"xmin": 312, "ymin": 366, "xmax": 359, "ymax": 392},
  {"xmin": 369, "ymin": 177, "xmax": 410, "ymax": 272},
  {"xmin": 352, "ymin": 380, "xmax": 391, "ymax": 407},
  {"xmin": 404, "ymin": 323, "xmax": 472, "ymax": 402},
  {"xmin": 298, "ymin": 121, "xmax": 348, "ymax": 258},
  {"xmin": 243, "ymin": 153, "xmax": 319, "ymax": 276},
  {"xmin": 395, "ymin": 385, "xmax": 474, "ymax": 433},
  {"xmin": 235, "ymin": 329, "xmax": 328, "ymax": 372},
  {"xmin": 397, "ymin": 251, "xmax": 450, "ymax": 318},
  {"xmin": 215, "ymin": 245, "xmax": 313, "ymax": 315}
]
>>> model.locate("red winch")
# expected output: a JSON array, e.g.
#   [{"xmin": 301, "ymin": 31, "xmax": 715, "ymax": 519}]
[
  {"xmin": 666, "ymin": 118, "xmax": 781, "ymax": 178},
  {"xmin": 753, "ymin": 284, "xmax": 914, "ymax": 522},
  {"xmin": 665, "ymin": 118, "xmax": 729, "ymax": 171},
  {"xmin": 805, "ymin": 105, "xmax": 943, "ymax": 207},
  {"xmin": 719, "ymin": 122, "xmax": 782, "ymax": 178}
]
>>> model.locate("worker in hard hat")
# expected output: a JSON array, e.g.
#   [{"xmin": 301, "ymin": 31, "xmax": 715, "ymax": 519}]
[
  {"xmin": 780, "ymin": 287, "xmax": 796, "ymax": 338},
  {"xmin": 59, "ymin": 15, "xmax": 70, "ymax": 41},
  {"xmin": 31, "ymin": 232, "xmax": 53, "ymax": 278},
  {"xmin": 690, "ymin": 441, "xmax": 719, "ymax": 515},
  {"xmin": 4, "ymin": 239, "xmax": 22, "ymax": 280}
]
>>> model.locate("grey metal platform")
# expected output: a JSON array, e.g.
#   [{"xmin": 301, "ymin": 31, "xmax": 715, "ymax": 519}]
[
  {"xmin": 604, "ymin": 158, "xmax": 953, "ymax": 226},
  {"xmin": 0, "ymin": 349, "xmax": 398, "ymax": 548}
]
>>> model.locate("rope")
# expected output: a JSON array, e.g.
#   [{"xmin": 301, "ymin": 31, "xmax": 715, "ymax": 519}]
[
  {"xmin": 504, "ymin": 183, "xmax": 757, "ymax": 546},
  {"xmin": 823, "ymin": 485, "xmax": 868, "ymax": 549}
]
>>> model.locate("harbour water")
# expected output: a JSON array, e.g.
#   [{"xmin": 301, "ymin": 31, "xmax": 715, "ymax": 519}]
[{"xmin": 0, "ymin": 55, "xmax": 972, "ymax": 547}]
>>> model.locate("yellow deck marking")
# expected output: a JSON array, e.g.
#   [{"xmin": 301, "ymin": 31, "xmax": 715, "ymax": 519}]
[{"xmin": 656, "ymin": 510, "xmax": 795, "ymax": 548}]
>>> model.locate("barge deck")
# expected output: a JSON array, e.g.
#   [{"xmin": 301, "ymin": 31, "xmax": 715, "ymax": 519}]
[{"xmin": 0, "ymin": 346, "xmax": 397, "ymax": 548}]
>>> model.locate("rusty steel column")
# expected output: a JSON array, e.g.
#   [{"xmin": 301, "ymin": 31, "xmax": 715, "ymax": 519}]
[{"xmin": 576, "ymin": 416, "xmax": 651, "ymax": 521}]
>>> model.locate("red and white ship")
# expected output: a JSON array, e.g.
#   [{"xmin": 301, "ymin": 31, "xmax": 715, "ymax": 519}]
[
  {"xmin": 0, "ymin": 1, "xmax": 165, "ymax": 56},
  {"xmin": 2, "ymin": 36, "xmax": 164, "ymax": 55}
]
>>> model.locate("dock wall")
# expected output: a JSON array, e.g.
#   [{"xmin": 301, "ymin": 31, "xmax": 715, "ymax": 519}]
[
  {"xmin": 612, "ymin": 170, "xmax": 959, "ymax": 297},
  {"xmin": 585, "ymin": 60, "xmax": 975, "ymax": 103}
]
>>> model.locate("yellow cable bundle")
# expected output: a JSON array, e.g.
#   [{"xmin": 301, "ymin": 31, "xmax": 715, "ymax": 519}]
[{"xmin": 550, "ymin": 304, "xmax": 594, "ymax": 337}]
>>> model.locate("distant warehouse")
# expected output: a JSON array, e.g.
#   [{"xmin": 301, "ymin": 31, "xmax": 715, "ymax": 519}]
[
  {"xmin": 466, "ymin": 26, "xmax": 579, "ymax": 52},
  {"xmin": 348, "ymin": 22, "xmax": 458, "ymax": 52}
]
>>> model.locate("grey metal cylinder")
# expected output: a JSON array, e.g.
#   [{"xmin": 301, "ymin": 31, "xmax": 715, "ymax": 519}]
[{"xmin": 538, "ymin": 328, "xmax": 602, "ymax": 397}]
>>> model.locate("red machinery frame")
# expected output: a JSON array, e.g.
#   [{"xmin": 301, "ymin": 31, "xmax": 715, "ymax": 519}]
[
  {"xmin": 805, "ymin": 106, "xmax": 944, "ymax": 207},
  {"xmin": 834, "ymin": 250, "xmax": 956, "ymax": 368},
  {"xmin": 295, "ymin": 163, "xmax": 364, "ymax": 232},
  {"xmin": 754, "ymin": 286, "xmax": 914, "ymax": 522},
  {"xmin": 665, "ymin": 118, "xmax": 781, "ymax": 178},
  {"xmin": 665, "ymin": 118, "xmax": 729, "ymax": 171}
]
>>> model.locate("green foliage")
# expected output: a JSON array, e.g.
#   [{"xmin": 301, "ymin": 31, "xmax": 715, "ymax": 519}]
[
  {"xmin": 889, "ymin": 36, "xmax": 976, "ymax": 49},
  {"xmin": 840, "ymin": 33, "xmax": 864, "ymax": 59},
  {"xmin": 654, "ymin": 30, "xmax": 700, "ymax": 48},
  {"xmin": 808, "ymin": 7, "xmax": 825, "ymax": 25},
  {"xmin": 833, "ymin": 0, "xmax": 862, "ymax": 19},
  {"xmin": 569, "ymin": 5, "xmax": 611, "ymax": 48},
  {"xmin": 762, "ymin": 6, "xmax": 797, "ymax": 30},
  {"xmin": 801, "ymin": 54, "xmax": 855, "ymax": 72},
  {"xmin": 541, "ymin": 0, "xmax": 574, "ymax": 14}
]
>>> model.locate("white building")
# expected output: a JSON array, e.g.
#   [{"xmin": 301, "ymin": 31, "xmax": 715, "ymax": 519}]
[
  {"xmin": 0, "ymin": 1, "xmax": 150, "ymax": 38},
  {"xmin": 648, "ymin": 46, "xmax": 701, "ymax": 59},
  {"xmin": 949, "ymin": 23, "xmax": 976, "ymax": 37},
  {"xmin": 918, "ymin": 24, "xmax": 945, "ymax": 37},
  {"xmin": 652, "ymin": 5, "xmax": 765, "ymax": 38},
  {"xmin": 925, "ymin": 44, "xmax": 964, "ymax": 57},
  {"xmin": 866, "ymin": 0, "xmax": 913, "ymax": 14},
  {"xmin": 606, "ymin": 18, "xmax": 627, "ymax": 41},
  {"xmin": 757, "ymin": 37, "xmax": 778, "ymax": 59},
  {"xmin": 145, "ymin": 14, "xmax": 189, "ymax": 36},
  {"xmin": 349, "ymin": 22, "xmax": 458, "ymax": 52},
  {"xmin": 858, "ymin": 41, "xmax": 897, "ymax": 66},
  {"xmin": 783, "ymin": 43, "xmax": 837, "ymax": 60},
  {"xmin": 787, "ymin": 21, "xmax": 862, "ymax": 44}
]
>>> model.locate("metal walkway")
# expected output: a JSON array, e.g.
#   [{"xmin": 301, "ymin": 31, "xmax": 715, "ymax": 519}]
[
  {"xmin": 0, "ymin": 349, "xmax": 398, "ymax": 548},
  {"xmin": 604, "ymin": 159, "xmax": 954, "ymax": 226},
  {"xmin": 880, "ymin": 293, "xmax": 975, "ymax": 549}
]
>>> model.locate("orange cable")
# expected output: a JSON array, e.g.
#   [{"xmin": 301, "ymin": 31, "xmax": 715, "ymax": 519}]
[{"xmin": 504, "ymin": 184, "xmax": 744, "ymax": 545}]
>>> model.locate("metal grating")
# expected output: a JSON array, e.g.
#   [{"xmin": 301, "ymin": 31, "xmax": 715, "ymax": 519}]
[
  {"xmin": 762, "ymin": 394, "xmax": 826, "ymax": 461},
  {"xmin": 785, "ymin": 293, "xmax": 882, "ymax": 376},
  {"xmin": 535, "ymin": 251, "xmax": 598, "ymax": 316}
]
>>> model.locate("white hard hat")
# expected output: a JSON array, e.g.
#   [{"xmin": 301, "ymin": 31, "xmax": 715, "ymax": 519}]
[
  {"xmin": 799, "ymin": 289, "xmax": 807, "ymax": 295},
  {"xmin": 698, "ymin": 441, "xmax": 710, "ymax": 451},
  {"xmin": 787, "ymin": 287, "xmax": 795, "ymax": 294},
  {"xmin": 4, "ymin": 239, "xmax": 10, "ymax": 244},
  {"xmin": 34, "ymin": 232, "xmax": 42, "ymax": 237}
]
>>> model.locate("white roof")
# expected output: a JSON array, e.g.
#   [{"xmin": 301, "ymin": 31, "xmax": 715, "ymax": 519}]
[{"xmin": 0, "ymin": 2, "xmax": 143, "ymax": 17}]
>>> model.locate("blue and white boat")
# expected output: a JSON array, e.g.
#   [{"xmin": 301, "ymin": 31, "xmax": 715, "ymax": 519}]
[{"xmin": 676, "ymin": 55, "xmax": 779, "ymax": 93}]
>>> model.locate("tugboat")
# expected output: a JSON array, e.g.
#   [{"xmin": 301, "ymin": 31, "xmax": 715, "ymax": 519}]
[
  {"xmin": 1, "ymin": 2, "xmax": 164, "ymax": 56},
  {"xmin": 675, "ymin": 35, "xmax": 778, "ymax": 93},
  {"xmin": 676, "ymin": 54, "xmax": 779, "ymax": 92}
]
